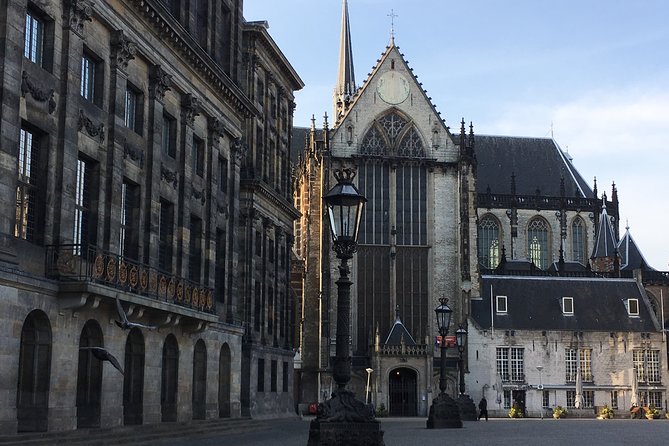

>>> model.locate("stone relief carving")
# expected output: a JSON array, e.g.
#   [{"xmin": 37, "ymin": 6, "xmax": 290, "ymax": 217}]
[
  {"xmin": 208, "ymin": 117, "xmax": 226, "ymax": 140},
  {"xmin": 182, "ymin": 94, "xmax": 201, "ymax": 126},
  {"xmin": 110, "ymin": 30, "xmax": 137, "ymax": 71},
  {"xmin": 77, "ymin": 110, "xmax": 105, "ymax": 143},
  {"xmin": 63, "ymin": 0, "xmax": 93, "ymax": 36},
  {"xmin": 149, "ymin": 65, "xmax": 172, "ymax": 102},
  {"xmin": 21, "ymin": 71, "xmax": 56, "ymax": 114},
  {"xmin": 161, "ymin": 166, "xmax": 178, "ymax": 189},
  {"xmin": 124, "ymin": 144, "xmax": 144, "ymax": 168},
  {"xmin": 233, "ymin": 137, "xmax": 247, "ymax": 164},
  {"xmin": 191, "ymin": 188, "xmax": 206, "ymax": 205}
]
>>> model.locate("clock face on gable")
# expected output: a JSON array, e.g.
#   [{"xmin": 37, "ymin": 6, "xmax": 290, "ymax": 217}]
[{"xmin": 376, "ymin": 71, "xmax": 410, "ymax": 105}]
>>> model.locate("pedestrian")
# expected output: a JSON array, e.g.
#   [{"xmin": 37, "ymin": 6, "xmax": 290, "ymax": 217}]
[{"xmin": 478, "ymin": 396, "xmax": 488, "ymax": 421}]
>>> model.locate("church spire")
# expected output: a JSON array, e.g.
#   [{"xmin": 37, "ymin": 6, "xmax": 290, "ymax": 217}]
[{"xmin": 334, "ymin": 0, "xmax": 356, "ymax": 122}]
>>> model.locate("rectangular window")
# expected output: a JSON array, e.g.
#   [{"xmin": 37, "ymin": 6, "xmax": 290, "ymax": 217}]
[
  {"xmin": 124, "ymin": 84, "xmax": 142, "ymax": 134},
  {"xmin": 282, "ymin": 361, "xmax": 289, "ymax": 392},
  {"xmin": 510, "ymin": 347, "xmax": 524, "ymax": 381},
  {"xmin": 496, "ymin": 347, "xmax": 524, "ymax": 381},
  {"xmin": 496, "ymin": 296, "xmax": 507, "ymax": 313},
  {"xmin": 634, "ymin": 349, "xmax": 661, "ymax": 383},
  {"xmin": 254, "ymin": 281, "xmax": 261, "ymax": 332},
  {"xmin": 192, "ymin": 136, "xmax": 204, "ymax": 177},
  {"xmin": 158, "ymin": 199, "xmax": 174, "ymax": 272},
  {"xmin": 562, "ymin": 297, "xmax": 574, "ymax": 315},
  {"xmin": 268, "ymin": 238, "xmax": 275, "ymax": 263},
  {"xmin": 255, "ymin": 230, "xmax": 262, "ymax": 257},
  {"xmin": 582, "ymin": 390, "xmax": 594, "ymax": 408},
  {"xmin": 162, "ymin": 113, "xmax": 177, "ymax": 158},
  {"xmin": 503, "ymin": 390, "xmax": 511, "ymax": 409},
  {"xmin": 270, "ymin": 360, "xmax": 277, "ymax": 392},
  {"xmin": 627, "ymin": 298, "xmax": 639, "ymax": 316},
  {"xmin": 542, "ymin": 390, "xmax": 550, "ymax": 408},
  {"xmin": 496, "ymin": 347, "xmax": 509, "ymax": 381},
  {"xmin": 215, "ymin": 229, "xmax": 226, "ymax": 303},
  {"xmin": 218, "ymin": 156, "xmax": 228, "ymax": 194},
  {"xmin": 565, "ymin": 348, "xmax": 593, "ymax": 382},
  {"xmin": 268, "ymin": 287, "xmax": 274, "ymax": 335},
  {"xmin": 15, "ymin": 127, "xmax": 43, "ymax": 243},
  {"xmin": 257, "ymin": 358, "xmax": 265, "ymax": 392},
  {"xmin": 74, "ymin": 157, "xmax": 96, "ymax": 254},
  {"xmin": 610, "ymin": 390, "xmax": 618, "ymax": 410},
  {"xmin": 81, "ymin": 53, "xmax": 95, "ymax": 101},
  {"xmin": 119, "ymin": 181, "xmax": 139, "ymax": 260},
  {"xmin": 24, "ymin": 10, "xmax": 44, "ymax": 66},
  {"xmin": 566, "ymin": 390, "xmax": 575, "ymax": 408},
  {"xmin": 188, "ymin": 216, "xmax": 202, "ymax": 282}
]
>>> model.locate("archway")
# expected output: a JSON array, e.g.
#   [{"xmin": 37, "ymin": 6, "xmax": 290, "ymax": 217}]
[
  {"xmin": 76, "ymin": 319, "xmax": 103, "ymax": 428},
  {"xmin": 218, "ymin": 343, "xmax": 231, "ymax": 418},
  {"xmin": 388, "ymin": 367, "xmax": 417, "ymax": 416},
  {"xmin": 161, "ymin": 334, "xmax": 179, "ymax": 422},
  {"xmin": 123, "ymin": 328, "xmax": 145, "ymax": 425},
  {"xmin": 192, "ymin": 339, "xmax": 207, "ymax": 420},
  {"xmin": 17, "ymin": 310, "xmax": 52, "ymax": 432}
]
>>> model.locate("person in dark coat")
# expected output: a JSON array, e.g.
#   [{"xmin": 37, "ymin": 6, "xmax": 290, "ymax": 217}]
[{"xmin": 478, "ymin": 396, "xmax": 488, "ymax": 421}]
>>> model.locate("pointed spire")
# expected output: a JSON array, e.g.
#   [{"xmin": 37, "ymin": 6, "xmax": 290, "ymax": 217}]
[
  {"xmin": 334, "ymin": 0, "xmax": 356, "ymax": 120},
  {"xmin": 593, "ymin": 176, "xmax": 598, "ymax": 199}
]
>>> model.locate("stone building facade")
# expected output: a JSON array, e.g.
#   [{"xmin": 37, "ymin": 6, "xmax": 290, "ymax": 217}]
[{"xmin": 0, "ymin": 0, "xmax": 300, "ymax": 434}]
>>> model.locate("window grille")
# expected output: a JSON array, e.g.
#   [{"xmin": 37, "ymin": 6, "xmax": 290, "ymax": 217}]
[
  {"xmin": 24, "ymin": 11, "xmax": 44, "ymax": 66},
  {"xmin": 81, "ymin": 54, "xmax": 96, "ymax": 100},
  {"xmin": 478, "ymin": 215, "xmax": 500, "ymax": 268}
]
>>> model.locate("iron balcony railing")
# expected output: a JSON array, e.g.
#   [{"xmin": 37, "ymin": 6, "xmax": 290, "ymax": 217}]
[
  {"xmin": 45, "ymin": 244, "xmax": 215, "ymax": 314},
  {"xmin": 477, "ymin": 192, "xmax": 609, "ymax": 212}
]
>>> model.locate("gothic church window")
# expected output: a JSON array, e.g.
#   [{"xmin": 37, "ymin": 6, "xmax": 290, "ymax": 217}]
[
  {"xmin": 571, "ymin": 216, "xmax": 586, "ymax": 264},
  {"xmin": 360, "ymin": 111, "xmax": 425, "ymax": 157},
  {"xmin": 527, "ymin": 217, "xmax": 550, "ymax": 269},
  {"xmin": 478, "ymin": 215, "xmax": 500, "ymax": 269},
  {"xmin": 360, "ymin": 126, "xmax": 386, "ymax": 156},
  {"xmin": 398, "ymin": 127, "xmax": 423, "ymax": 157}
]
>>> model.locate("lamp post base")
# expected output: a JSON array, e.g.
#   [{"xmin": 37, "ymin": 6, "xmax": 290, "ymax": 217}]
[
  {"xmin": 456, "ymin": 394, "xmax": 478, "ymax": 421},
  {"xmin": 307, "ymin": 389, "xmax": 385, "ymax": 446},
  {"xmin": 426, "ymin": 393, "xmax": 463, "ymax": 429}
]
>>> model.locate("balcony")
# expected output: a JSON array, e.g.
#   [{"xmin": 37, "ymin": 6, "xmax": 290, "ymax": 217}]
[{"xmin": 45, "ymin": 244, "xmax": 218, "ymax": 327}]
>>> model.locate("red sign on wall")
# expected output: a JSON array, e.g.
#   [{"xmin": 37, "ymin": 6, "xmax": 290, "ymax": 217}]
[{"xmin": 435, "ymin": 335, "xmax": 456, "ymax": 347}]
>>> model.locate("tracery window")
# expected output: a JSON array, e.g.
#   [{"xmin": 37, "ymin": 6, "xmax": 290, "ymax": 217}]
[
  {"xmin": 359, "ymin": 111, "xmax": 425, "ymax": 157},
  {"xmin": 571, "ymin": 217, "xmax": 586, "ymax": 264},
  {"xmin": 478, "ymin": 215, "xmax": 500, "ymax": 269},
  {"xmin": 528, "ymin": 217, "xmax": 550, "ymax": 269},
  {"xmin": 378, "ymin": 112, "xmax": 406, "ymax": 145},
  {"xmin": 360, "ymin": 126, "xmax": 386, "ymax": 156},
  {"xmin": 398, "ymin": 128, "xmax": 423, "ymax": 157}
]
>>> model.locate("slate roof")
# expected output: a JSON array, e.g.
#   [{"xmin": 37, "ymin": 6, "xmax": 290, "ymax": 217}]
[
  {"xmin": 384, "ymin": 317, "xmax": 417, "ymax": 346},
  {"xmin": 471, "ymin": 276, "xmax": 658, "ymax": 332},
  {"xmin": 619, "ymin": 227, "xmax": 654, "ymax": 271},
  {"xmin": 591, "ymin": 205, "xmax": 618, "ymax": 259}
]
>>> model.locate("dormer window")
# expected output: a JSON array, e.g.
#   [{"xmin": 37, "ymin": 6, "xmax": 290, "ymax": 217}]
[
  {"xmin": 562, "ymin": 297, "xmax": 574, "ymax": 315},
  {"xmin": 496, "ymin": 295, "xmax": 507, "ymax": 314},
  {"xmin": 627, "ymin": 298, "xmax": 639, "ymax": 316}
]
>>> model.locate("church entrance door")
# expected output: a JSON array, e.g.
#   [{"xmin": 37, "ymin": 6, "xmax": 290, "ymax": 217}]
[{"xmin": 389, "ymin": 368, "xmax": 417, "ymax": 416}]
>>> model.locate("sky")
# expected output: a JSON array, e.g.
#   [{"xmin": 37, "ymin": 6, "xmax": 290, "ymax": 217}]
[{"xmin": 243, "ymin": 0, "xmax": 669, "ymax": 270}]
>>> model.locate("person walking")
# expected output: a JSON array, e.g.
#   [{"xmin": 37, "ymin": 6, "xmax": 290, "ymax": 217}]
[{"xmin": 478, "ymin": 396, "xmax": 488, "ymax": 421}]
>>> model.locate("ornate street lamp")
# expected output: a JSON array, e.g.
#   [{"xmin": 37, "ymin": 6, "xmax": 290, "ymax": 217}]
[
  {"xmin": 308, "ymin": 168, "xmax": 384, "ymax": 446},
  {"xmin": 455, "ymin": 326, "xmax": 477, "ymax": 420},
  {"xmin": 427, "ymin": 298, "xmax": 463, "ymax": 429}
]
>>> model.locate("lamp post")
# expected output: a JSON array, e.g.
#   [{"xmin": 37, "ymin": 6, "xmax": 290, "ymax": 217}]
[
  {"xmin": 365, "ymin": 368, "xmax": 373, "ymax": 405},
  {"xmin": 455, "ymin": 326, "xmax": 477, "ymax": 420},
  {"xmin": 536, "ymin": 365, "xmax": 544, "ymax": 419},
  {"xmin": 426, "ymin": 298, "xmax": 463, "ymax": 429},
  {"xmin": 307, "ymin": 168, "xmax": 384, "ymax": 446}
]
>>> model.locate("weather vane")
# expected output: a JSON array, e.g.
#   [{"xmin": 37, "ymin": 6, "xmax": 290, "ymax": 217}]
[{"xmin": 388, "ymin": 9, "xmax": 398, "ymax": 42}]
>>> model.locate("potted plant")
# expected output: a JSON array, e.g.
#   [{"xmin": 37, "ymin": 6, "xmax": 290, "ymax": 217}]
[
  {"xmin": 597, "ymin": 405, "xmax": 614, "ymax": 419},
  {"xmin": 508, "ymin": 401, "xmax": 524, "ymax": 418},
  {"xmin": 553, "ymin": 406, "xmax": 567, "ymax": 419},
  {"xmin": 645, "ymin": 406, "xmax": 661, "ymax": 419}
]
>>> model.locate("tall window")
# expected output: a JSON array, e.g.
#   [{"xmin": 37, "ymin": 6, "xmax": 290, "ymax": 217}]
[
  {"xmin": 542, "ymin": 391, "xmax": 550, "ymax": 408},
  {"xmin": 81, "ymin": 53, "xmax": 96, "ymax": 101},
  {"xmin": 571, "ymin": 217, "xmax": 586, "ymax": 264},
  {"xmin": 565, "ymin": 348, "xmax": 592, "ymax": 382},
  {"xmin": 24, "ymin": 10, "xmax": 44, "ymax": 66},
  {"xmin": 195, "ymin": 0, "xmax": 209, "ymax": 49},
  {"xmin": 282, "ymin": 361, "xmax": 289, "ymax": 392},
  {"xmin": 254, "ymin": 281, "xmax": 261, "ymax": 332},
  {"xmin": 566, "ymin": 390, "xmax": 575, "ymax": 408},
  {"xmin": 188, "ymin": 216, "xmax": 202, "ymax": 282},
  {"xmin": 162, "ymin": 114, "xmax": 176, "ymax": 158},
  {"xmin": 633, "ymin": 349, "xmax": 661, "ymax": 383},
  {"xmin": 270, "ymin": 360, "xmax": 277, "ymax": 393},
  {"xmin": 527, "ymin": 217, "xmax": 550, "ymax": 269},
  {"xmin": 610, "ymin": 390, "xmax": 618, "ymax": 409},
  {"xmin": 218, "ymin": 156, "xmax": 228, "ymax": 194},
  {"xmin": 215, "ymin": 229, "xmax": 226, "ymax": 303},
  {"xmin": 74, "ymin": 157, "xmax": 96, "ymax": 254},
  {"xmin": 119, "ymin": 181, "xmax": 139, "ymax": 260},
  {"xmin": 15, "ymin": 128, "xmax": 43, "ymax": 243},
  {"xmin": 192, "ymin": 136, "xmax": 204, "ymax": 177},
  {"xmin": 158, "ymin": 200, "xmax": 174, "ymax": 272},
  {"xmin": 124, "ymin": 85, "xmax": 142, "ymax": 134},
  {"xmin": 257, "ymin": 358, "xmax": 265, "ymax": 392},
  {"xmin": 496, "ymin": 347, "xmax": 524, "ymax": 382},
  {"xmin": 478, "ymin": 215, "xmax": 500, "ymax": 268}
]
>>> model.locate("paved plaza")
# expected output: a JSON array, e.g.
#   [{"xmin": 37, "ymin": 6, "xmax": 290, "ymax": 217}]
[{"xmin": 159, "ymin": 416, "xmax": 669, "ymax": 446}]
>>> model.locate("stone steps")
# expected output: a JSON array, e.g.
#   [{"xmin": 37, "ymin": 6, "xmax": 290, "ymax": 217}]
[{"xmin": 0, "ymin": 417, "xmax": 268, "ymax": 445}]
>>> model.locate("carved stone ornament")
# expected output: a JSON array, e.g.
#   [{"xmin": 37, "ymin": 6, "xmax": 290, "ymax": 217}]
[
  {"xmin": 63, "ymin": 0, "xmax": 93, "ymax": 36},
  {"xmin": 160, "ymin": 166, "xmax": 178, "ymax": 189},
  {"xmin": 233, "ymin": 137, "xmax": 247, "ymax": 164},
  {"xmin": 182, "ymin": 94, "xmax": 201, "ymax": 126},
  {"xmin": 149, "ymin": 65, "xmax": 172, "ymax": 102},
  {"xmin": 77, "ymin": 109, "xmax": 105, "ymax": 143},
  {"xmin": 217, "ymin": 204, "xmax": 227, "ymax": 215},
  {"xmin": 21, "ymin": 71, "xmax": 56, "ymax": 114},
  {"xmin": 208, "ymin": 117, "xmax": 226, "ymax": 140},
  {"xmin": 124, "ymin": 143, "xmax": 145, "ymax": 168},
  {"xmin": 191, "ymin": 188, "xmax": 206, "ymax": 205},
  {"xmin": 110, "ymin": 30, "xmax": 137, "ymax": 72}
]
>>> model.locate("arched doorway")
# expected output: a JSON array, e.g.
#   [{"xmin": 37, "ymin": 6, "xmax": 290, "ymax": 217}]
[
  {"xmin": 388, "ymin": 368, "xmax": 417, "ymax": 416},
  {"xmin": 161, "ymin": 334, "xmax": 179, "ymax": 422},
  {"xmin": 17, "ymin": 310, "xmax": 52, "ymax": 432},
  {"xmin": 76, "ymin": 320, "xmax": 103, "ymax": 428},
  {"xmin": 218, "ymin": 343, "xmax": 231, "ymax": 418},
  {"xmin": 123, "ymin": 328, "xmax": 145, "ymax": 425},
  {"xmin": 192, "ymin": 339, "xmax": 207, "ymax": 420}
]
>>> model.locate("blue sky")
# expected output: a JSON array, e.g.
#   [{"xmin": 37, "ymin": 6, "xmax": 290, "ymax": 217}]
[{"xmin": 244, "ymin": 0, "xmax": 669, "ymax": 269}]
